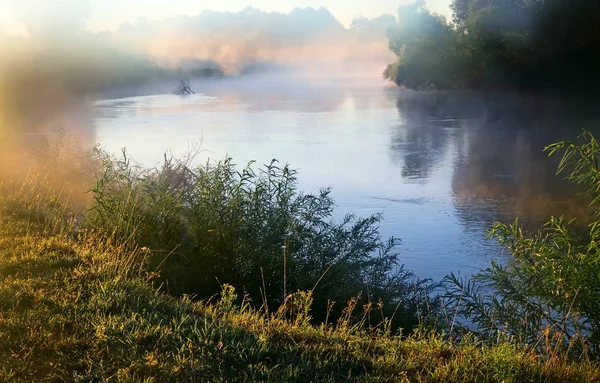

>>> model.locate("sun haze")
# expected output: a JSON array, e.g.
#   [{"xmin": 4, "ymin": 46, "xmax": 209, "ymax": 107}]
[{"xmin": 2, "ymin": 0, "xmax": 452, "ymax": 34}]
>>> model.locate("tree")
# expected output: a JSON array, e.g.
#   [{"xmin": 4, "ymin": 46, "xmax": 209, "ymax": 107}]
[
  {"xmin": 385, "ymin": 0, "xmax": 600, "ymax": 92},
  {"xmin": 383, "ymin": 2, "xmax": 465, "ymax": 90}
]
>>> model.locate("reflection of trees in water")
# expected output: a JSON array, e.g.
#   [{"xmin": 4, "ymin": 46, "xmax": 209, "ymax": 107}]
[
  {"xmin": 451, "ymin": 93, "xmax": 599, "ymax": 228},
  {"xmin": 391, "ymin": 92, "xmax": 464, "ymax": 183},
  {"xmin": 391, "ymin": 91, "xmax": 600, "ymax": 229},
  {"xmin": 453, "ymin": 125, "xmax": 578, "ymax": 230}
]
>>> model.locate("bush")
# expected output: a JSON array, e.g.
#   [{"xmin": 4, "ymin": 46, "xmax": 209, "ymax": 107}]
[
  {"xmin": 444, "ymin": 131, "xmax": 600, "ymax": 359},
  {"xmin": 85, "ymin": 149, "xmax": 438, "ymax": 332}
]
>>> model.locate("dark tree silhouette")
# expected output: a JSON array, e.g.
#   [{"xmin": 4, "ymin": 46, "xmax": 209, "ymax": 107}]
[
  {"xmin": 175, "ymin": 77, "xmax": 195, "ymax": 95},
  {"xmin": 385, "ymin": 0, "xmax": 600, "ymax": 93}
]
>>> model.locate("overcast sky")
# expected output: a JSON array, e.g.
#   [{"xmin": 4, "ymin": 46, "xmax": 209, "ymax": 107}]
[{"xmin": 1, "ymin": 0, "xmax": 452, "ymax": 34}]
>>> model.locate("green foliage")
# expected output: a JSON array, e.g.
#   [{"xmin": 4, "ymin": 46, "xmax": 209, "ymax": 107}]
[
  {"xmin": 444, "ymin": 131, "xmax": 600, "ymax": 359},
  {"xmin": 85, "ymin": 149, "xmax": 437, "ymax": 331},
  {"xmin": 2, "ymin": 136, "xmax": 600, "ymax": 380},
  {"xmin": 546, "ymin": 131, "xmax": 600, "ymax": 211},
  {"xmin": 383, "ymin": 2, "xmax": 468, "ymax": 90},
  {"xmin": 385, "ymin": 0, "xmax": 600, "ymax": 92},
  {"xmin": 0, "ymin": 201, "xmax": 598, "ymax": 381}
]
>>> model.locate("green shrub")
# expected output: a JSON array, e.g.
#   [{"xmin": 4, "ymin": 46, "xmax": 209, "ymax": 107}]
[
  {"xmin": 86, "ymin": 149, "xmax": 439, "ymax": 332},
  {"xmin": 444, "ymin": 131, "xmax": 600, "ymax": 359}
]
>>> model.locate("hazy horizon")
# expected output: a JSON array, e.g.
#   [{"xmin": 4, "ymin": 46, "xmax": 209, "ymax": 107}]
[{"xmin": 1, "ymin": 0, "xmax": 453, "ymax": 35}]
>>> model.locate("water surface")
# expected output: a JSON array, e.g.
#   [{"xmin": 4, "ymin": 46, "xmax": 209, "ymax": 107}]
[{"xmin": 93, "ymin": 76, "xmax": 598, "ymax": 281}]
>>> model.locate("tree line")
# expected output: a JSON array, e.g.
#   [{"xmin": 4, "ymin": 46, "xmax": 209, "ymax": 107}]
[{"xmin": 384, "ymin": 0, "xmax": 600, "ymax": 93}]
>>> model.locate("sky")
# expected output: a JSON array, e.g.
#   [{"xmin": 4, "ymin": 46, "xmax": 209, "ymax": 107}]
[{"xmin": 0, "ymin": 0, "xmax": 453, "ymax": 34}]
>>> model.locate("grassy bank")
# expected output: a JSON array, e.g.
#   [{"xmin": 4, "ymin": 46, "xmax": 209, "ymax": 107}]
[{"xmin": 0, "ymin": 154, "xmax": 599, "ymax": 382}]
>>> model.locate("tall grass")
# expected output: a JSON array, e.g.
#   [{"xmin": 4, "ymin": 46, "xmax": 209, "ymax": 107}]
[
  {"xmin": 0, "ymin": 131, "xmax": 97, "ymax": 235},
  {"xmin": 85, "ymin": 148, "xmax": 439, "ymax": 332}
]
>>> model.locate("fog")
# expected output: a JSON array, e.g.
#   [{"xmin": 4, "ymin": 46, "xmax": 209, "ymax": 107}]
[
  {"xmin": 0, "ymin": 2, "xmax": 398, "ymax": 140},
  {"xmin": 0, "ymin": 1, "xmax": 401, "ymax": 216},
  {"xmin": 115, "ymin": 8, "xmax": 396, "ymax": 75}
]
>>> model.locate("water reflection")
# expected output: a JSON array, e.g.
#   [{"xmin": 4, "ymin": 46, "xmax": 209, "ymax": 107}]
[
  {"xmin": 94, "ymin": 84, "xmax": 600, "ymax": 281},
  {"xmin": 393, "ymin": 92, "xmax": 600, "ymax": 231},
  {"xmin": 392, "ymin": 95, "xmax": 457, "ymax": 183}
]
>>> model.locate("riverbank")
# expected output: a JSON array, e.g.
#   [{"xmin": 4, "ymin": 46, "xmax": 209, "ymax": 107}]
[
  {"xmin": 0, "ymin": 188, "xmax": 598, "ymax": 382},
  {"xmin": 0, "ymin": 143, "xmax": 599, "ymax": 382}
]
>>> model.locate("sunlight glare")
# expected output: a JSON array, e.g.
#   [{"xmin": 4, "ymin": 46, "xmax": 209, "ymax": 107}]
[{"xmin": 0, "ymin": 1, "xmax": 27, "ymax": 36}]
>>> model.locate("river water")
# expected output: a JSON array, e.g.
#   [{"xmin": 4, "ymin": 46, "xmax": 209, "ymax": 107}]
[{"xmin": 92, "ymin": 75, "xmax": 599, "ymax": 281}]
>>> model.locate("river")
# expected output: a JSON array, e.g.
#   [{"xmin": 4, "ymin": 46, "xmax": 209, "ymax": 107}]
[{"xmin": 92, "ymin": 74, "xmax": 598, "ymax": 281}]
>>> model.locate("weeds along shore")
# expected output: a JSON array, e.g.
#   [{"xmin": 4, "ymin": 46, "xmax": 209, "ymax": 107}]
[{"xmin": 0, "ymin": 134, "xmax": 599, "ymax": 381}]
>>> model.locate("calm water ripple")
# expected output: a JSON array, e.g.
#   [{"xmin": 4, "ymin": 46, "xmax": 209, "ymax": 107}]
[{"xmin": 93, "ymin": 77, "xmax": 600, "ymax": 281}]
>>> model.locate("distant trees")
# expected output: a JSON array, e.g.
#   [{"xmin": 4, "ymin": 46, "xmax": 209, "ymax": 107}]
[
  {"xmin": 350, "ymin": 14, "xmax": 396, "ymax": 39},
  {"xmin": 383, "ymin": 1, "xmax": 467, "ymax": 90},
  {"xmin": 384, "ymin": 0, "xmax": 600, "ymax": 93}
]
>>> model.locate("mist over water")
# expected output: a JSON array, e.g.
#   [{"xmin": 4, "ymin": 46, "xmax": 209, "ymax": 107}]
[
  {"xmin": 3, "ymin": 2, "xmax": 599, "ymax": 281},
  {"xmin": 93, "ymin": 75, "xmax": 600, "ymax": 281},
  {"xmin": 0, "ymin": 4, "xmax": 393, "ymax": 202},
  {"xmin": 0, "ymin": 4, "xmax": 394, "ymax": 141}
]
